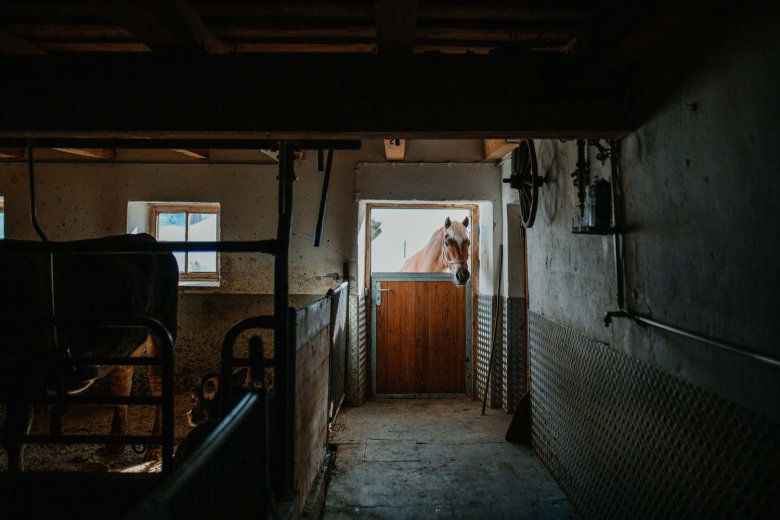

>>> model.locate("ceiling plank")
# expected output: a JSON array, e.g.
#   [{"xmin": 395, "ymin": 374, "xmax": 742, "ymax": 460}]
[
  {"xmin": 418, "ymin": 5, "xmax": 593, "ymax": 22},
  {"xmin": 93, "ymin": 0, "xmax": 228, "ymax": 54},
  {"xmin": 38, "ymin": 42, "xmax": 151, "ymax": 53},
  {"xmin": 171, "ymin": 148, "xmax": 209, "ymax": 159},
  {"xmin": 0, "ymin": 54, "xmax": 637, "ymax": 138},
  {"xmin": 52, "ymin": 148, "xmax": 116, "ymax": 159},
  {"xmin": 384, "ymin": 139, "xmax": 406, "ymax": 161},
  {"xmin": 232, "ymin": 43, "xmax": 376, "ymax": 54},
  {"xmin": 0, "ymin": 148, "xmax": 24, "ymax": 159},
  {"xmin": 193, "ymin": 2, "xmax": 375, "ymax": 19},
  {"xmin": 0, "ymin": 30, "xmax": 46, "ymax": 55},
  {"xmin": 375, "ymin": 0, "xmax": 419, "ymax": 55},
  {"xmin": 484, "ymin": 140, "xmax": 519, "ymax": 160}
]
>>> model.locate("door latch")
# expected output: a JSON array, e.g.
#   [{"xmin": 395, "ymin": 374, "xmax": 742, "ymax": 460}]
[{"xmin": 374, "ymin": 280, "xmax": 392, "ymax": 306}]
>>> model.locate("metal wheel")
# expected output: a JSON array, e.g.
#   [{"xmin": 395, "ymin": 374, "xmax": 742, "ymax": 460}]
[{"xmin": 506, "ymin": 140, "xmax": 542, "ymax": 228}]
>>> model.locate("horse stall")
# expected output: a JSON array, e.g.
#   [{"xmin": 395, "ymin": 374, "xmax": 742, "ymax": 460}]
[{"xmin": 0, "ymin": 141, "xmax": 353, "ymax": 520}]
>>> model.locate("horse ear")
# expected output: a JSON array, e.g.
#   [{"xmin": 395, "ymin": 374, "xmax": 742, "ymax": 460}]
[
  {"xmin": 462, "ymin": 216, "xmax": 469, "ymax": 228},
  {"xmin": 203, "ymin": 375, "xmax": 219, "ymax": 401},
  {"xmin": 445, "ymin": 217, "xmax": 452, "ymax": 228}
]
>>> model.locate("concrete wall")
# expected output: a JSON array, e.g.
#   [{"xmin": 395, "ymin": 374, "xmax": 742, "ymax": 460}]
[
  {"xmin": 527, "ymin": 9, "xmax": 780, "ymax": 421},
  {"xmin": 524, "ymin": 5, "xmax": 780, "ymax": 517}
]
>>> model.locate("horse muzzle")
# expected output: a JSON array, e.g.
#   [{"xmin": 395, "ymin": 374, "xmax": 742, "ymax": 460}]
[{"xmin": 453, "ymin": 266, "xmax": 470, "ymax": 285}]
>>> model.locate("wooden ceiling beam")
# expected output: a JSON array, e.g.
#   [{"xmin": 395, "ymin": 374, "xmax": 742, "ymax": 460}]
[
  {"xmin": 171, "ymin": 148, "xmax": 209, "ymax": 159},
  {"xmin": 38, "ymin": 42, "xmax": 151, "ymax": 53},
  {"xmin": 0, "ymin": 30, "xmax": 46, "ymax": 55},
  {"xmin": 384, "ymin": 139, "xmax": 406, "ymax": 161},
  {"xmin": 192, "ymin": 2, "xmax": 590, "ymax": 23},
  {"xmin": 192, "ymin": 2, "xmax": 376, "ymax": 19},
  {"xmin": 231, "ymin": 43, "xmax": 376, "ymax": 53},
  {"xmin": 418, "ymin": 5, "xmax": 593, "ymax": 22},
  {"xmin": 0, "ymin": 148, "xmax": 25, "ymax": 159},
  {"xmin": 52, "ymin": 148, "xmax": 116, "ymax": 159},
  {"xmin": 484, "ymin": 140, "xmax": 519, "ymax": 161},
  {"xmin": 375, "ymin": 0, "xmax": 419, "ymax": 55},
  {"xmin": 92, "ymin": 0, "xmax": 228, "ymax": 54},
  {"xmin": 0, "ymin": 54, "xmax": 637, "ymax": 138}
]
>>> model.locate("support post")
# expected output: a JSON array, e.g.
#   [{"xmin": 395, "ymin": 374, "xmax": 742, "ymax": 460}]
[{"xmin": 274, "ymin": 142, "xmax": 296, "ymax": 497}]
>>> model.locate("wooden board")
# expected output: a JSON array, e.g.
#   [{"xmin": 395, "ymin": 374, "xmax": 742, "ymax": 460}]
[
  {"xmin": 375, "ymin": 280, "xmax": 466, "ymax": 394},
  {"xmin": 294, "ymin": 306, "xmax": 330, "ymax": 514}
]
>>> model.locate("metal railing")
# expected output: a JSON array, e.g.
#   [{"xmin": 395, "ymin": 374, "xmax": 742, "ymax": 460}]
[
  {"xmin": 0, "ymin": 315, "xmax": 176, "ymax": 473},
  {"xmin": 125, "ymin": 391, "xmax": 269, "ymax": 520}
]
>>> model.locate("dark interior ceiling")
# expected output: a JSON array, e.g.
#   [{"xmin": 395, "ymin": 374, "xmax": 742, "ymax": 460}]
[
  {"xmin": 0, "ymin": 0, "xmax": 695, "ymax": 61},
  {"xmin": 0, "ymin": 0, "xmax": 727, "ymax": 142}
]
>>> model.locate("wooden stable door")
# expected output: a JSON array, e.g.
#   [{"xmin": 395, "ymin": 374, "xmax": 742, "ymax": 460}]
[{"xmin": 372, "ymin": 273, "xmax": 470, "ymax": 396}]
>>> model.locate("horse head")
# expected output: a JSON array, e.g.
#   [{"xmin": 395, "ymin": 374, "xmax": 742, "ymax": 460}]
[{"xmin": 443, "ymin": 216, "xmax": 471, "ymax": 285}]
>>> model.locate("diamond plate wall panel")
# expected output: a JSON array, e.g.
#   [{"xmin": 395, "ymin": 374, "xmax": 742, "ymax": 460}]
[
  {"xmin": 502, "ymin": 297, "xmax": 526, "ymax": 412},
  {"xmin": 346, "ymin": 294, "xmax": 368, "ymax": 406},
  {"xmin": 357, "ymin": 295, "xmax": 367, "ymax": 404},
  {"xmin": 529, "ymin": 311, "xmax": 780, "ymax": 519},
  {"xmin": 477, "ymin": 295, "xmax": 502, "ymax": 408}
]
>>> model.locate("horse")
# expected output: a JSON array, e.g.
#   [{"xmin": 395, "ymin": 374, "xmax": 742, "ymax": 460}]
[{"xmin": 400, "ymin": 216, "xmax": 471, "ymax": 285}]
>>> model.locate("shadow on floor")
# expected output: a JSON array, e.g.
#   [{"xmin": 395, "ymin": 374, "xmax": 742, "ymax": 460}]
[{"xmin": 324, "ymin": 399, "xmax": 579, "ymax": 520}]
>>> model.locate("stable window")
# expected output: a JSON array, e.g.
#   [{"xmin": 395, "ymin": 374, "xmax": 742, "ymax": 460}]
[{"xmin": 141, "ymin": 202, "xmax": 220, "ymax": 287}]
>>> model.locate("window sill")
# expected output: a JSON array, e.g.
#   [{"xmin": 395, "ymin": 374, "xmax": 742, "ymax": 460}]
[{"xmin": 179, "ymin": 280, "xmax": 220, "ymax": 288}]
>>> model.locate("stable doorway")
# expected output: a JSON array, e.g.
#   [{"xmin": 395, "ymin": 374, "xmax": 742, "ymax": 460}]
[{"xmin": 368, "ymin": 205, "xmax": 475, "ymax": 397}]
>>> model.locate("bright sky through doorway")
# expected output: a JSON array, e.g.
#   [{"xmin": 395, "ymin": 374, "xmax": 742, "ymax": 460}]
[{"xmin": 370, "ymin": 207, "xmax": 471, "ymax": 273}]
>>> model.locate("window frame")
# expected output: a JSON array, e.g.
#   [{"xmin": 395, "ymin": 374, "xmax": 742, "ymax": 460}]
[{"xmin": 149, "ymin": 203, "xmax": 221, "ymax": 282}]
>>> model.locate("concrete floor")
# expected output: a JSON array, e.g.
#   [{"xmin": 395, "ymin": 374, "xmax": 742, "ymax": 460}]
[{"xmin": 324, "ymin": 399, "xmax": 579, "ymax": 520}]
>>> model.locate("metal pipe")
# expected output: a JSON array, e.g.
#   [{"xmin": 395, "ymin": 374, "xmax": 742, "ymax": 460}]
[
  {"xmin": 274, "ymin": 143, "xmax": 295, "ymax": 497},
  {"xmin": 313, "ymin": 149, "xmax": 334, "ymax": 247},
  {"xmin": 27, "ymin": 139, "xmax": 48, "ymax": 242},
  {"xmin": 0, "ymin": 239, "xmax": 277, "ymax": 254},
  {"xmin": 604, "ymin": 141, "xmax": 780, "ymax": 370},
  {"xmin": 221, "ymin": 315, "xmax": 276, "ymax": 414},
  {"xmin": 609, "ymin": 139, "xmax": 626, "ymax": 311}
]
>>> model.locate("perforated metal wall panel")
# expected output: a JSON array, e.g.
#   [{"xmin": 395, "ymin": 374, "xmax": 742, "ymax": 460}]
[{"xmin": 529, "ymin": 312, "xmax": 780, "ymax": 519}]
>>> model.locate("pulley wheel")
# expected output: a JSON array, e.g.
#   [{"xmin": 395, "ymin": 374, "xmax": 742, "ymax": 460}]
[{"xmin": 510, "ymin": 140, "xmax": 541, "ymax": 228}]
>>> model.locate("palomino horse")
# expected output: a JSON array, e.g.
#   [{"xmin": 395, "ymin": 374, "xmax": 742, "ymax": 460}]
[{"xmin": 401, "ymin": 216, "xmax": 471, "ymax": 285}]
